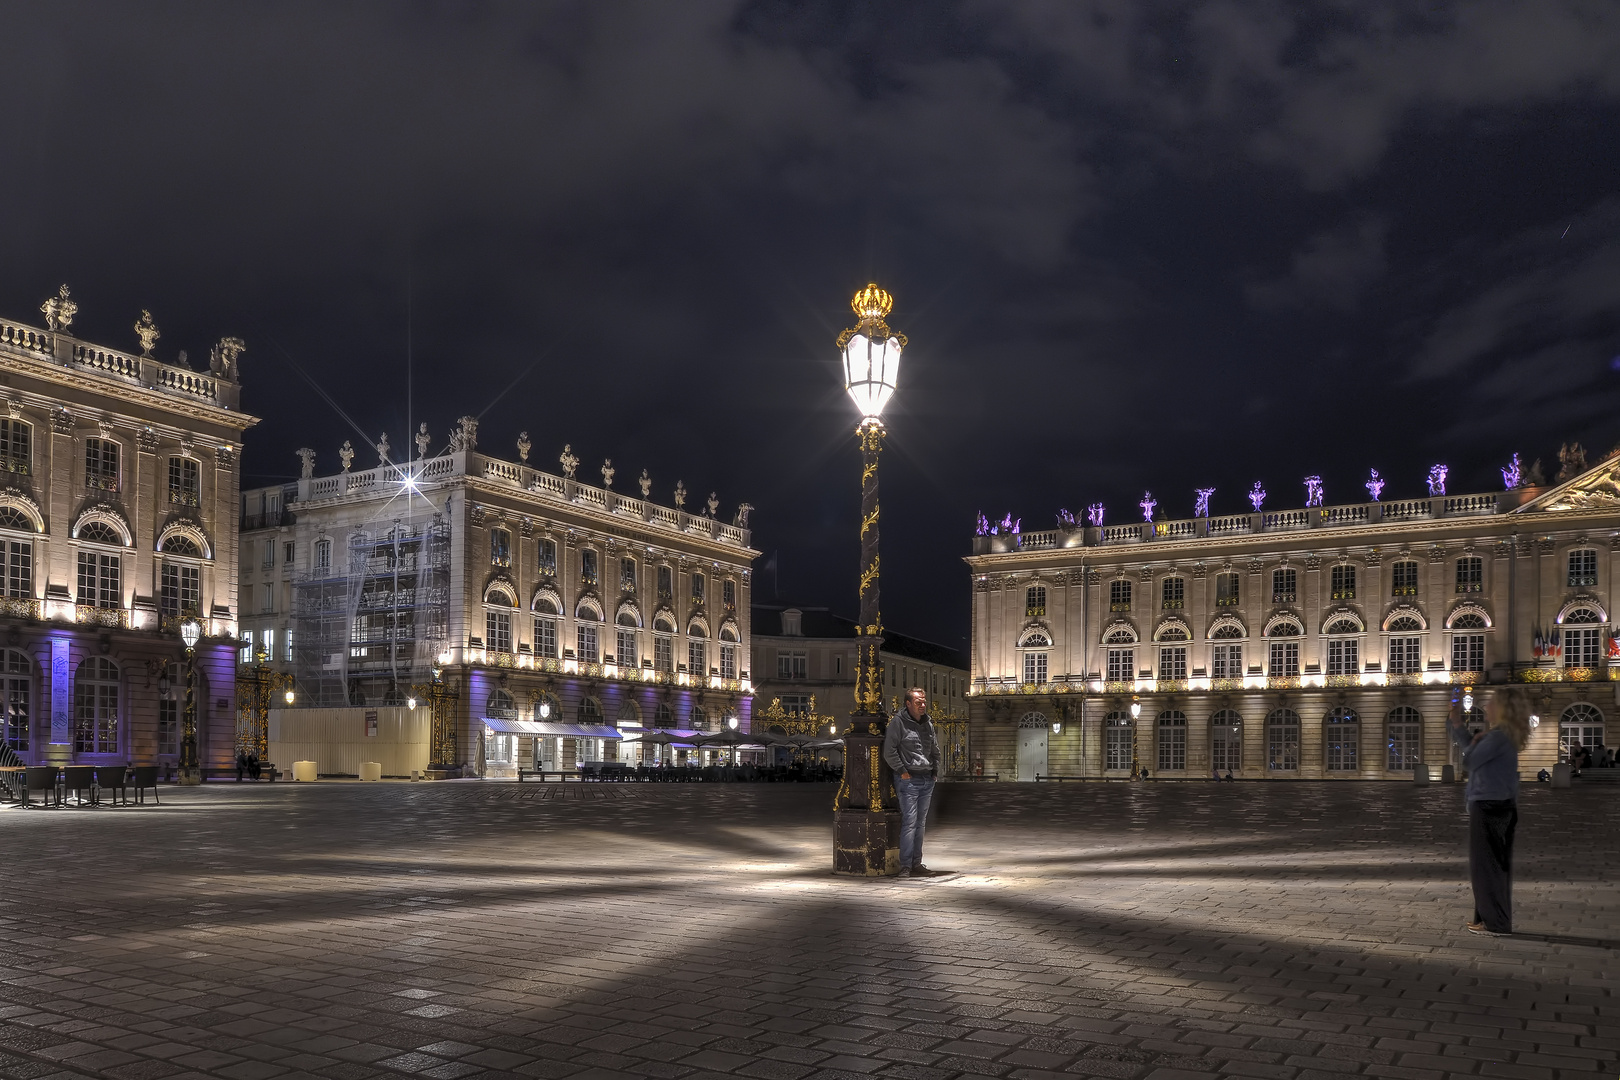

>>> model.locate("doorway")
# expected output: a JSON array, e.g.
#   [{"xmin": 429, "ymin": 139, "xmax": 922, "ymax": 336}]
[{"xmin": 1016, "ymin": 712, "xmax": 1049, "ymax": 781}]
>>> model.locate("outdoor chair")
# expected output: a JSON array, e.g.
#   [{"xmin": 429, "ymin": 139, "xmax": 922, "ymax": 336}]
[
  {"xmin": 132, "ymin": 765, "xmax": 160, "ymax": 805},
  {"xmin": 63, "ymin": 765, "xmax": 97, "ymax": 806},
  {"xmin": 24, "ymin": 765, "xmax": 59, "ymax": 807},
  {"xmin": 97, "ymin": 765, "xmax": 128, "ymax": 806}
]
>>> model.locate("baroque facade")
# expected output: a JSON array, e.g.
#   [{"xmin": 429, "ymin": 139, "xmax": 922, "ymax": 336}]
[
  {"xmin": 0, "ymin": 290, "xmax": 253, "ymax": 773},
  {"xmin": 239, "ymin": 420, "xmax": 757, "ymax": 776},
  {"xmin": 966, "ymin": 458, "xmax": 1620, "ymax": 781}
]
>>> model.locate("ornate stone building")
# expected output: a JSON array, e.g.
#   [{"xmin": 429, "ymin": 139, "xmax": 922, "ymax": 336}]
[
  {"xmin": 966, "ymin": 457, "xmax": 1620, "ymax": 781},
  {"xmin": 239, "ymin": 421, "xmax": 757, "ymax": 776},
  {"xmin": 0, "ymin": 289, "xmax": 253, "ymax": 774}
]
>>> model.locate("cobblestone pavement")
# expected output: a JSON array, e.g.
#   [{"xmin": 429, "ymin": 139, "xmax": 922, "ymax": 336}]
[{"xmin": 2, "ymin": 781, "xmax": 1616, "ymax": 1080}]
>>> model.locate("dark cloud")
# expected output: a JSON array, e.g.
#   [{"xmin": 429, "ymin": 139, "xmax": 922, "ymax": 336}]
[{"xmin": 1, "ymin": 0, "xmax": 1618, "ymax": 650}]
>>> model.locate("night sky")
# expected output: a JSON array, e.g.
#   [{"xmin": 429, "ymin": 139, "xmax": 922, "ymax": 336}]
[{"xmin": 4, "ymin": 3, "xmax": 1619, "ymax": 654}]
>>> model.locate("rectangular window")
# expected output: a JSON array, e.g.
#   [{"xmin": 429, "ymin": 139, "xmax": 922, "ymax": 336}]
[
  {"xmin": 284, "ymin": 628, "xmax": 294, "ymax": 663},
  {"xmin": 167, "ymin": 457, "xmax": 200, "ymax": 507},
  {"xmin": 84, "ymin": 438, "xmax": 119, "ymax": 491},
  {"xmin": 1327, "ymin": 638, "xmax": 1359, "ymax": 676},
  {"xmin": 720, "ymin": 645, "xmax": 737, "ymax": 680},
  {"xmin": 486, "ymin": 610, "xmax": 512, "ymax": 653},
  {"xmin": 538, "ymin": 539, "xmax": 557, "ymax": 576},
  {"xmin": 1391, "ymin": 561, "xmax": 1418, "ymax": 597},
  {"xmin": 76, "ymin": 551, "xmax": 120, "ymax": 609},
  {"xmin": 1386, "ymin": 716, "xmax": 1421, "ymax": 770},
  {"xmin": 261, "ymin": 583, "xmax": 274, "ymax": 614},
  {"xmin": 576, "ymin": 622, "xmax": 599, "ymax": 663},
  {"xmin": 1109, "ymin": 580, "xmax": 1131, "ymax": 611},
  {"xmin": 240, "ymin": 630, "xmax": 255, "ymax": 665},
  {"xmin": 1215, "ymin": 573, "xmax": 1240, "ymax": 607},
  {"xmin": 1161, "ymin": 577, "xmax": 1184, "ymax": 609},
  {"xmin": 262, "ymin": 538, "xmax": 275, "ymax": 568},
  {"xmin": 722, "ymin": 578, "xmax": 736, "ymax": 611},
  {"xmin": 1565, "ymin": 626, "xmax": 1602, "ymax": 669},
  {"xmin": 5, "ymin": 541, "xmax": 31, "ymax": 600},
  {"xmin": 581, "ymin": 549, "xmax": 598, "ymax": 587},
  {"xmin": 691, "ymin": 572, "xmax": 705, "ymax": 604},
  {"xmin": 654, "ymin": 633, "xmax": 672, "ymax": 673},
  {"xmin": 1330, "ymin": 564, "xmax": 1356, "ymax": 600},
  {"xmin": 1568, "ymin": 549, "xmax": 1598, "ymax": 588},
  {"xmin": 261, "ymin": 628, "xmax": 275, "ymax": 661},
  {"xmin": 781, "ymin": 694, "xmax": 811, "ymax": 716},
  {"xmin": 1158, "ymin": 647, "xmax": 1187, "ymax": 680},
  {"xmin": 315, "ymin": 539, "xmax": 332, "ymax": 572},
  {"xmin": 1267, "ymin": 641, "xmax": 1299, "ymax": 677},
  {"xmin": 688, "ymin": 639, "xmax": 706, "ymax": 676},
  {"xmin": 1157, "ymin": 718, "xmax": 1186, "ymax": 771},
  {"xmin": 159, "ymin": 562, "xmax": 200, "ymax": 619},
  {"xmin": 0, "ymin": 418, "xmax": 30, "ymax": 475},
  {"xmin": 1451, "ymin": 633, "xmax": 1484, "ymax": 673},
  {"xmin": 158, "ymin": 696, "xmax": 178, "ymax": 756},
  {"xmin": 1106, "ymin": 648, "xmax": 1134, "ymax": 682},
  {"xmin": 778, "ymin": 650, "xmax": 808, "ymax": 679},
  {"xmin": 283, "ymin": 541, "xmax": 295, "ymax": 565},
  {"xmin": 1023, "ymin": 651, "xmax": 1048, "ymax": 684},
  {"xmin": 1455, "ymin": 556, "xmax": 1483, "ymax": 593},
  {"xmin": 490, "ymin": 529, "xmax": 511, "ymax": 568},
  {"xmin": 1211, "ymin": 644, "xmax": 1242, "ymax": 678},
  {"xmin": 657, "ymin": 565, "xmax": 673, "ymax": 599},
  {"xmin": 1388, "ymin": 637, "xmax": 1422, "ymax": 674},
  {"xmin": 621, "ymin": 557, "xmax": 637, "ymax": 593},
  {"xmin": 533, "ymin": 617, "xmax": 558, "ymax": 659},
  {"xmin": 1272, "ymin": 568, "xmax": 1296, "ymax": 603},
  {"xmin": 616, "ymin": 628, "xmax": 638, "ymax": 667},
  {"xmin": 1105, "ymin": 721, "xmax": 1133, "ymax": 771},
  {"xmin": 1026, "ymin": 585, "xmax": 1046, "ymax": 617}
]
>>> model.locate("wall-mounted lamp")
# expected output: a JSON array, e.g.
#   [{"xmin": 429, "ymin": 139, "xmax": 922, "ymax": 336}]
[{"xmin": 1051, "ymin": 721, "xmax": 1063, "ymax": 735}]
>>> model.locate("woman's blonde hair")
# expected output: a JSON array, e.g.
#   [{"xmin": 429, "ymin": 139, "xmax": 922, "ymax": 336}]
[{"xmin": 1490, "ymin": 687, "xmax": 1532, "ymax": 750}]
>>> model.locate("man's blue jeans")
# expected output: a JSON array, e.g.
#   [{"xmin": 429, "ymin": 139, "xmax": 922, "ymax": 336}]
[{"xmin": 896, "ymin": 773, "xmax": 935, "ymax": 869}]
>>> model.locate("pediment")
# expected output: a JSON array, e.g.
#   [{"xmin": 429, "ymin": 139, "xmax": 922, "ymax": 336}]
[{"xmin": 1512, "ymin": 456, "xmax": 1620, "ymax": 513}]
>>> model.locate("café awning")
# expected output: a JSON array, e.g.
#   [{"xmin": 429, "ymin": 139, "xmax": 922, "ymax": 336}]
[{"xmin": 482, "ymin": 718, "xmax": 623, "ymax": 739}]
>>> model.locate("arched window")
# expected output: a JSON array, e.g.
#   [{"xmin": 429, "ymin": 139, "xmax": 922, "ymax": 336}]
[
  {"xmin": 579, "ymin": 697, "xmax": 602, "ymax": 723},
  {"xmin": 687, "ymin": 623, "xmax": 707, "ymax": 678},
  {"xmin": 532, "ymin": 692, "xmax": 560, "ymax": 722},
  {"xmin": 1266, "ymin": 619, "xmax": 1300, "ymax": 678},
  {"xmin": 486, "ymin": 689, "xmax": 517, "ymax": 720},
  {"xmin": 1324, "ymin": 707, "xmax": 1359, "ymax": 772},
  {"xmin": 1019, "ymin": 627, "xmax": 1050, "ymax": 685},
  {"xmin": 1025, "ymin": 585, "xmax": 1046, "ymax": 617},
  {"xmin": 0, "ymin": 509, "xmax": 33, "ymax": 602},
  {"xmin": 576, "ymin": 603, "xmax": 600, "ymax": 663},
  {"xmin": 162, "ymin": 535, "xmax": 202, "ymax": 557},
  {"xmin": 1324, "ymin": 619, "xmax": 1360, "ymax": 677},
  {"xmin": 1450, "ymin": 610, "xmax": 1486, "ymax": 673},
  {"xmin": 1, "ymin": 650, "xmax": 31, "ymax": 753},
  {"xmin": 1104, "ymin": 710, "xmax": 1133, "ymax": 771},
  {"xmin": 652, "ymin": 615, "xmax": 675, "ymax": 673},
  {"xmin": 1386, "ymin": 706, "xmax": 1422, "ymax": 770},
  {"xmin": 617, "ymin": 699, "xmax": 641, "ymax": 728},
  {"xmin": 1210, "ymin": 710, "xmax": 1242, "ymax": 773},
  {"xmin": 73, "ymin": 657, "xmax": 120, "ymax": 754},
  {"xmin": 76, "ymin": 527, "xmax": 122, "ymax": 610},
  {"xmin": 654, "ymin": 702, "xmax": 674, "ymax": 729},
  {"xmin": 1387, "ymin": 615, "xmax": 1423, "ymax": 675},
  {"xmin": 1450, "ymin": 612, "xmax": 1486, "ymax": 629},
  {"xmin": 1563, "ymin": 607, "xmax": 1603, "ymax": 669},
  {"xmin": 532, "ymin": 594, "xmax": 559, "ymax": 660},
  {"xmin": 78, "ymin": 521, "xmax": 123, "ymax": 545},
  {"xmin": 1103, "ymin": 625, "xmax": 1135, "ymax": 683},
  {"xmin": 1018, "ymin": 711, "xmax": 1048, "ymax": 728},
  {"xmin": 160, "ymin": 559, "xmax": 201, "ymax": 620},
  {"xmin": 1265, "ymin": 709, "xmax": 1299, "ymax": 771},
  {"xmin": 1560, "ymin": 702, "xmax": 1604, "ymax": 762},
  {"xmin": 718, "ymin": 623, "xmax": 739, "ymax": 680},
  {"xmin": 1568, "ymin": 548, "xmax": 1598, "ymax": 588},
  {"xmin": 1209, "ymin": 619, "xmax": 1245, "ymax": 640},
  {"xmin": 0, "ymin": 418, "xmax": 32, "ymax": 476},
  {"xmin": 690, "ymin": 705, "xmax": 708, "ymax": 732},
  {"xmin": 1390, "ymin": 560, "xmax": 1418, "ymax": 597},
  {"xmin": 1156, "ymin": 710, "xmax": 1187, "ymax": 770},
  {"xmin": 484, "ymin": 587, "xmax": 515, "ymax": 654}
]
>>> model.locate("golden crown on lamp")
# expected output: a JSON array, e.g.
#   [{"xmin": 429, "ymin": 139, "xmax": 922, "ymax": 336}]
[{"xmin": 851, "ymin": 282, "xmax": 893, "ymax": 322}]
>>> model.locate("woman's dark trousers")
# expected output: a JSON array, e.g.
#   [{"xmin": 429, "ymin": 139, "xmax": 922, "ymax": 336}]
[{"xmin": 1469, "ymin": 799, "xmax": 1517, "ymax": 932}]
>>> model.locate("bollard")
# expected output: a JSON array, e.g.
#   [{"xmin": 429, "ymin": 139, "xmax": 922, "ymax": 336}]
[
  {"xmin": 1440, "ymin": 764, "xmax": 1456, "ymax": 784},
  {"xmin": 1551, "ymin": 762, "xmax": 1572, "ymax": 788},
  {"xmin": 1412, "ymin": 763, "xmax": 1430, "ymax": 786}
]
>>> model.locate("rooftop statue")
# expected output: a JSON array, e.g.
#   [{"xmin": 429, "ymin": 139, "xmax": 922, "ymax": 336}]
[{"xmin": 40, "ymin": 285, "xmax": 76, "ymax": 332}]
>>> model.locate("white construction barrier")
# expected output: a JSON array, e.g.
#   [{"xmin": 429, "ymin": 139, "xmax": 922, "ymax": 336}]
[
  {"xmin": 360, "ymin": 761, "xmax": 383, "ymax": 782},
  {"xmin": 292, "ymin": 760, "xmax": 318, "ymax": 782}
]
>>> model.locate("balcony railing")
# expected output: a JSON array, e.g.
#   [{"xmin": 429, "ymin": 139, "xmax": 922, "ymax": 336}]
[
  {"xmin": 75, "ymin": 605, "xmax": 128, "ymax": 628},
  {"xmin": 0, "ymin": 597, "xmax": 39, "ymax": 620}
]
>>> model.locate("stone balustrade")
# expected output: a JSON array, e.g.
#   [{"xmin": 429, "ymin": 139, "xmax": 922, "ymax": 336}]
[{"xmin": 0, "ymin": 316, "xmax": 236, "ymax": 410}]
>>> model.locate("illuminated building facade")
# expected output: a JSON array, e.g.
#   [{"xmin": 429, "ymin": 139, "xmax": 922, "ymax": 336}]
[
  {"xmin": 0, "ymin": 290, "xmax": 254, "ymax": 773},
  {"xmin": 239, "ymin": 417, "xmax": 756, "ymax": 777},
  {"xmin": 967, "ymin": 457, "xmax": 1620, "ymax": 781}
]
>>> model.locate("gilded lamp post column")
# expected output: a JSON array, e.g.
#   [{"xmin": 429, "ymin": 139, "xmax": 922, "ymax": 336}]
[
  {"xmin": 178, "ymin": 619, "xmax": 203, "ymax": 785},
  {"xmin": 833, "ymin": 283, "xmax": 906, "ymax": 876}
]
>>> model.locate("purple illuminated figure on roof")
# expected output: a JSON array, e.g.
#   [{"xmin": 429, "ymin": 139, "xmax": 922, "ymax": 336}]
[
  {"xmin": 1139, "ymin": 491, "xmax": 1156, "ymax": 523},
  {"xmin": 1501, "ymin": 453, "xmax": 1522, "ymax": 489},
  {"xmin": 1194, "ymin": 487, "xmax": 1214, "ymax": 518},
  {"xmin": 1248, "ymin": 482, "xmax": 1266, "ymax": 511},
  {"xmin": 1304, "ymin": 476, "xmax": 1324, "ymax": 507},
  {"xmin": 975, "ymin": 513, "xmax": 991, "ymax": 536},
  {"xmin": 1365, "ymin": 469, "xmax": 1385, "ymax": 502},
  {"xmin": 998, "ymin": 513, "xmax": 1020, "ymax": 536},
  {"xmin": 1086, "ymin": 503, "xmax": 1104, "ymax": 527},
  {"xmin": 1427, "ymin": 464, "xmax": 1448, "ymax": 496},
  {"xmin": 1055, "ymin": 508, "xmax": 1077, "ymax": 529}
]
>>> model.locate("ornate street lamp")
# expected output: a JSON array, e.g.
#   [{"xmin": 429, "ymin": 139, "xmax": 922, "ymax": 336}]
[
  {"xmin": 833, "ymin": 283, "xmax": 906, "ymax": 876},
  {"xmin": 178, "ymin": 618, "xmax": 203, "ymax": 785},
  {"xmin": 237, "ymin": 645, "xmax": 294, "ymax": 762}
]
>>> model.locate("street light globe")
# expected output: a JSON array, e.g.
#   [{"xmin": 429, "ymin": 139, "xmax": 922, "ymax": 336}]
[
  {"xmin": 179, "ymin": 619, "xmax": 202, "ymax": 650},
  {"xmin": 538, "ymin": 699, "xmax": 552, "ymax": 719},
  {"xmin": 407, "ymin": 695, "xmax": 418, "ymax": 711},
  {"xmin": 283, "ymin": 688, "xmax": 295, "ymax": 705},
  {"xmin": 728, "ymin": 715, "xmax": 739, "ymax": 730},
  {"xmin": 1130, "ymin": 699, "xmax": 1141, "ymax": 719},
  {"xmin": 839, "ymin": 283, "xmax": 904, "ymax": 421}
]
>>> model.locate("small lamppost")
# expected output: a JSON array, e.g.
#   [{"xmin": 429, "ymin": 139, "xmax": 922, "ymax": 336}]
[
  {"xmin": 1129, "ymin": 696, "xmax": 1142, "ymax": 780},
  {"xmin": 409, "ymin": 664, "xmax": 461, "ymax": 778},
  {"xmin": 178, "ymin": 618, "xmax": 203, "ymax": 785},
  {"xmin": 833, "ymin": 283, "xmax": 906, "ymax": 876}
]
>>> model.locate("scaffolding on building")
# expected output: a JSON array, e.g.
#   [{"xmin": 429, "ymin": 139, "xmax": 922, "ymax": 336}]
[{"xmin": 292, "ymin": 517, "xmax": 451, "ymax": 707}]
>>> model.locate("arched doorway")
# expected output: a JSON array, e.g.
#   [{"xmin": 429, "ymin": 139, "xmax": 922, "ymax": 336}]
[{"xmin": 1016, "ymin": 712, "xmax": 1048, "ymax": 781}]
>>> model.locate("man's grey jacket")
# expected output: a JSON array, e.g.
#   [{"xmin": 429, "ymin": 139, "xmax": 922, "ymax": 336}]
[{"xmin": 882, "ymin": 708, "xmax": 941, "ymax": 776}]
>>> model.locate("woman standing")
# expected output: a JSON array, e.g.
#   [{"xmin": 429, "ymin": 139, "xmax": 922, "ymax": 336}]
[{"xmin": 1449, "ymin": 687, "xmax": 1532, "ymax": 936}]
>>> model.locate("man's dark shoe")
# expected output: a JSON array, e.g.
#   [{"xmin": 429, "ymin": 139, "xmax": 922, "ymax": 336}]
[
  {"xmin": 897, "ymin": 866, "xmax": 911, "ymax": 879},
  {"xmin": 913, "ymin": 864, "xmax": 944, "ymax": 877}
]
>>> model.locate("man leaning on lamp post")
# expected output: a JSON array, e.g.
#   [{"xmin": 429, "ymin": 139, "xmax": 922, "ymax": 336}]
[{"xmin": 883, "ymin": 687, "xmax": 943, "ymax": 879}]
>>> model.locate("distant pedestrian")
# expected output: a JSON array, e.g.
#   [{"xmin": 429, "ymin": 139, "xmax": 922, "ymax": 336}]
[
  {"xmin": 1449, "ymin": 687, "xmax": 1531, "ymax": 937},
  {"xmin": 883, "ymin": 687, "xmax": 941, "ymax": 879},
  {"xmin": 236, "ymin": 751, "xmax": 247, "ymax": 782}
]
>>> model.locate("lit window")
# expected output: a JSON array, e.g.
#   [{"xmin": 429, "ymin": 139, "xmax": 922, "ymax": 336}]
[
  {"xmin": 1271, "ymin": 568, "xmax": 1296, "ymax": 603},
  {"xmin": 1215, "ymin": 572, "xmax": 1240, "ymax": 607},
  {"xmin": 580, "ymin": 548, "xmax": 598, "ymax": 587},
  {"xmin": 720, "ymin": 645, "xmax": 737, "ymax": 680},
  {"xmin": 1451, "ymin": 633, "xmax": 1484, "ymax": 673},
  {"xmin": 76, "ymin": 551, "xmax": 120, "ymax": 610},
  {"xmin": 533, "ymin": 616, "xmax": 558, "ymax": 659},
  {"xmin": 1106, "ymin": 648, "xmax": 1134, "ymax": 682},
  {"xmin": 159, "ymin": 562, "xmax": 200, "ymax": 619},
  {"xmin": 1104, "ymin": 710, "xmax": 1133, "ymax": 771},
  {"xmin": 1388, "ymin": 636, "xmax": 1422, "ymax": 675},
  {"xmin": 486, "ymin": 610, "xmax": 512, "ymax": 653},
  {"xmin": 2, "ymin": 649, "xmax": 31, "ymax": 753},
  {"xmin": 538, "ymin": 538, "xmax": 557, "ymax": 576},
  {"xmin": 722, "ymin": 578, "xmax": 737, "ymax": 611},
  {"xmin": 1324, "ymin": 707, "xmax": 1358, "ymax": 771},
  {"xmin": 1455, "ymin": 556, "xmax": 1483, "ymax": 594},
  {"xmin": 1563, "ymin": 608, "xmax": 1603, "ymax": 668},
  {"xmin": 490, "ymin": 529, "xmax": 511, "ymax": 568},
  {"xmin": 616, "ymin": 628, "xmax": 638, "ymax": 667},
  {"xmin": 1568, "ymin": 549, "xmax": 1598, "ymax": 588},
  {"xmin": 1386, "ymin": 707, "xmax": 1422, "ymax": 770},
  {"xmin": 688, "ymin": 638, "xmax": 706, "ymax": 675},
  {"xmin": 1210, "ymin": 710, "xmax": 1241, "ymax": 772},
  {"xmin": 1156, "ymin": 711, "xmax": 1186, "ymax": 770},
  {"xmin": 1330, "ymin": 564, "xmax": 1355, "ymax": 600},
  {"xmin": 691, "ymin": 572, "xmax": 705, "ymax": 604},
  {"xmin": 72, "ymin": 657, "xmax": 120, "ymax": 755},
  {"xmin": 1109, "ymin": 580, "xmax": 1131, "ymax": 611},
  {"xmin": 1390, "ymin": 560, "xmax": 1418, "ymax": 597},
  {"xmin": 1026, "ymin": 585, "xmax": 1046, "ymax": 617},
  {"xmin": 0, "ymin": 419, "xmax": 31, "ymax": 476},
  {"xmin": 1211, "ymin": 644, "xmax": 1242, "ymax": 678},
  {"xmin": 1161, "ymin": 577, "xmax": 1184, "ymax": 610},
  {"xmin": 84, "ymin": 438, "xmax": 119, "ymax": 491},
  {"xmin": 1266, "ymin": 709, "xmax": 1299, "ymax": 771},
  {"xmin": 1023, "ymin": 651, "xmax": 1048, "ymax": 684},
  {"xmin": 1158, "ymin": 647, "xmax": 1187, "ymax": 680},
  {"xmin": 621, "ymin": 557, "xmax": 637, "ymax": 593},
  {"xmin": 167, "ymin": 457, "xmax": 200, "ymax": 507},
  {"xmin": 577, "ymin": 622, "xmax": 599, "ymax": 663}
]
